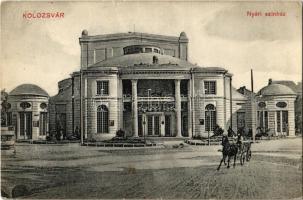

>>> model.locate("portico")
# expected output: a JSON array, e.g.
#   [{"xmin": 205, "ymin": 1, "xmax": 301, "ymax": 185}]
[{"xmin": 122, "ymin": 76, "xmax": 191, "ymax": 138}]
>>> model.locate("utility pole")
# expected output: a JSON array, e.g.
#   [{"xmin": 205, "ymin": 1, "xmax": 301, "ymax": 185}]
[{"xmin": 251, "ymin": 69, "xmax": 256, "ymax": 143}]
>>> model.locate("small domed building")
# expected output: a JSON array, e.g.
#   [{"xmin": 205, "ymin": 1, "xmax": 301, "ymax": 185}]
[
  {"xmin": 7, "ymin": 84, "xmax": 49, "ymax": 140},
  {"xmin": 256, "ymin": 79, "xmax": 297, "ymax": 137}
]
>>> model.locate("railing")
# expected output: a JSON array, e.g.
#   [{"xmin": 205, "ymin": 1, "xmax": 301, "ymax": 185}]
[
  {"xmin": 123, "ymin": 94, "xmax": 188, "ymax": 102},
  {"xmin": 138, "ymin": 97, "xmax": 175, "ymax": 102}
]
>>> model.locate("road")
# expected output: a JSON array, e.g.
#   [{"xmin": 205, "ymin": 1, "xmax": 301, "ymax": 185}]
[{"xmin": 1, "ymin": 137, "xmax": 302, "ymax": 199}]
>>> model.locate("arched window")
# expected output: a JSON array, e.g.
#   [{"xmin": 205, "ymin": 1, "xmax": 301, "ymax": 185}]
[
  {"xmin": 205, "ymin": 104, "xmax": 216, "ymax": 131},
  {"xmin": 97, "ymin": 105, "xmax": 109, "ymax": 133}
]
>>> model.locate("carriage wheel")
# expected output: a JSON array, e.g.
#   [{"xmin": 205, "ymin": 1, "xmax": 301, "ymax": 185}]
[
  {"xmin": 240, "ymin": 153, "xmax": 245, "ymax": 165},
  {"xmin": 246, "ymin": 150, "xmax": 252, "ymax": 161}
]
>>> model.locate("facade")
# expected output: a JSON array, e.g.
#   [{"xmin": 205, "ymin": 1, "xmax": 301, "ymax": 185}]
[
  {"xmin": 256, "ymin": 80, "xmax": 297, "ymax": 137},
  {"xmin": 5, "ymin": 31, "xmax": 297, "ymax": 141},
  {"xmin": 49, "ymin": 31, "xmax": 248, "ymax": 141},
  {"xmin": 7, "ymin": 84, "xmax": 49, "ymax": 140},
  {"xmin": 271, "ymin": 80, "xmax": 302, "ymax": 133}
]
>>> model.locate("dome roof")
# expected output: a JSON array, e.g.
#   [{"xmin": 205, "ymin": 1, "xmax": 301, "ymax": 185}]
[
  {"xmin": 257, "ymin": 83, "xmax": 296, "ymax": 96},
  {"xmin": 90, "ymin": 53, "xmax": 196, "ymax": 68},
  {"xmin": 9, "ymin": 84, "xmax": 49, "ymax": 97}
]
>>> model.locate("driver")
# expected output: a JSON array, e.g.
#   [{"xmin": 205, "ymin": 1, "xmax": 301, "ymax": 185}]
[{"xmin": 236, "ymin": 132, "xmax": 244, "ymax": 151}]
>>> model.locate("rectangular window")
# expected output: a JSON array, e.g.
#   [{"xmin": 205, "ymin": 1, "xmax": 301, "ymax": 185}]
[
  {"xmin": 204, "ymin": 81, "xmax": 216, "ymax": 95},
  {"xmin": 97, "ymin": 81, "xmax": 109, "ymax": 95}
]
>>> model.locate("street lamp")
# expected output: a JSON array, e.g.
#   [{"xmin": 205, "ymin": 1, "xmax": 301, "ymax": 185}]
[{"xmin": 143, "ymin": 112, "xmax": 146, "ymax": 144}]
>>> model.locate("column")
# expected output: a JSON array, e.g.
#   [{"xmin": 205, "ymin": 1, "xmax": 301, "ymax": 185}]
[
  {"xmin": 175, "ymin": 79, "xmax": 182, "ymax": 137},
  {"xmin": 187, "ymin": 80, "xmax": 192, "ymax": 137},
  {"xmin": 84, "ymin": 77, "xmax": 88, "ymax": 139},
  {"xmin": 119, "ymin": 79, "xmax": 124, "ymax": 130},
  {"xmin": 288, "ymin": 100, "xmax": 295, "ymax": 137},
  {"xmin": 17, "ymin": 112, "xmax": 20, "ymax": 139},
  {"xmin": 132, "ymin": 80, "xmax": 138, "ymax": 137},
  {"xmin": 251, "ymin": 97, "xmax": 257, "ymax": 142}
]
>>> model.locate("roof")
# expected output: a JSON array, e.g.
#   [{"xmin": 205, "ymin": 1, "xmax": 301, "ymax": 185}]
[
  {"xmin": 257, "ymin": 83, "xmax": 296, "ymax": 96},
  {"xmin": 237, "ymin": 86, "xmax": 256, "ymax": 98},
  {"xmin": 90, "ymin": 53, "xmax": 196, "ymax": 68},
  {"xmin": 80, "ymin": 32, "xmax": 184, "ymax": 43},
  {"xmin": 232, "ymin": 87, "xmax": 247, "ymax": 100},
  {"xmin": 192, "ymin": 67, "xmax": 228, "ymax": 73},
  {"xmin": 272, "ymin": 80, "xmax": 301, "ymax": 94},
  {"xmin": 9, "ymin": 84, "xmax": 49, "ymax": 97}
]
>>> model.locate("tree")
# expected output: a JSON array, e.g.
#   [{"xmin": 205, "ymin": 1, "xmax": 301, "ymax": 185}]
[{"xmin": 1, "ymin": 89, "xmax": 9, "ymax": 126}]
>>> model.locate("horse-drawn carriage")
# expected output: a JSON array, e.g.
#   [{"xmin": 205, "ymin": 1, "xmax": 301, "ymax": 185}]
[{"xmin": 217, "ymin": 135, "xmax": 252, "ymax": 170}]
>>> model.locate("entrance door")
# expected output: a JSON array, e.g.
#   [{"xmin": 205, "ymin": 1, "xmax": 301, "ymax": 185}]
[
  {"xmin": 182, "ymin": 115, "xmax": 188, "ymax": 137},
  {"xmin": 40, "ymin": 112, "xmax": 47, "ymax": 136},
  {"xmin": 56, "ymin": 113, "xmax": 66, "ymax": 136},
  {"xmin": 147, "ymin": 115, "xmax": 160, "ymax": 136},
  {"xmin": 165, "ymin": 115, "xmax": 171, "ymax": 136},
  {"xmin": 20, "ymin": 112, "xmax": 32, "ymax": 139},
  {"xmin": 237, "ymin": 112, "xmax": 245, "ymax": 130},
  {"xmin": 138, "ymin": 115, "xmax": 143, "ymax": 137}
]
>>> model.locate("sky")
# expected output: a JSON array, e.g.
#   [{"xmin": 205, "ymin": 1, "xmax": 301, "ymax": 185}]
[{"xmin": 1, "ymin": 1, "xmax": 302, "ymax": 96}]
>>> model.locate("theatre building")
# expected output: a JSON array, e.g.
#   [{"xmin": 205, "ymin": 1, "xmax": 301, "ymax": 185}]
[{"xmin": 48, "ymin": 31, "xmax": 254, "ymax": 141}]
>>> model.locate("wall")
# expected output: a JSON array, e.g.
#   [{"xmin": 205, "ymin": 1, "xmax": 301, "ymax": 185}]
[
  {"xmin": 80, "ymin": 32, "xmax": 188, "ymax": 68},
  {"xmin": 84, "ymin": 73, "xmax": 121, "ymax": 140},
  {"xmin": 257, "ymin": 95, "xmax": 296, "ymax": 136},
  {"xmin": 192, "ymin": 72, "xmax": 230, "ymax": 137}
]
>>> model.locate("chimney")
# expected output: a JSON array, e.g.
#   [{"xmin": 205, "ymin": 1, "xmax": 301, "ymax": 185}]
[{"xmin": 268, "ymin": 78, "xmax": 272, "ymax": 85}]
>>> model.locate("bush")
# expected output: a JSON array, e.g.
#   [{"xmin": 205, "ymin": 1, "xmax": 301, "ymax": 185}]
[
  {"xmin": 192, "ymin": 135, "xmax": 203, "ymax": 140},
  {"xmin": 256, "ymin": 127, "xmax": 270, "ymax": 138},
  {"xmin": 46, "ymin": 136, "xmax": 52, "ymax": 141},
  {"xmin": 213, "ymin": 125, "xmax": 224, "ymax": 137},
  {"xmin": 55, "ymin": 131, "xmax": 62, "ymax": 141},
  {"xmin": 116, "ymin": 129, "xmax": 125, "ymax": 138},
  {"xmin": 246, "ymin": 128, "xmax": 253, "ymax": 138}
]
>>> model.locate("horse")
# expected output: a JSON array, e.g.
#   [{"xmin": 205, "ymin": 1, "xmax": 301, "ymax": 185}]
[{"xmin": 217, "ymin": 135, "xmax": 239, "ymax": 170}]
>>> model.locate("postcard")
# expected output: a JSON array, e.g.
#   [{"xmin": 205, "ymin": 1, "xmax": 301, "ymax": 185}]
[{"xmin": 1, "ymin": 1, "xmax": 302, "ymax": 199}]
